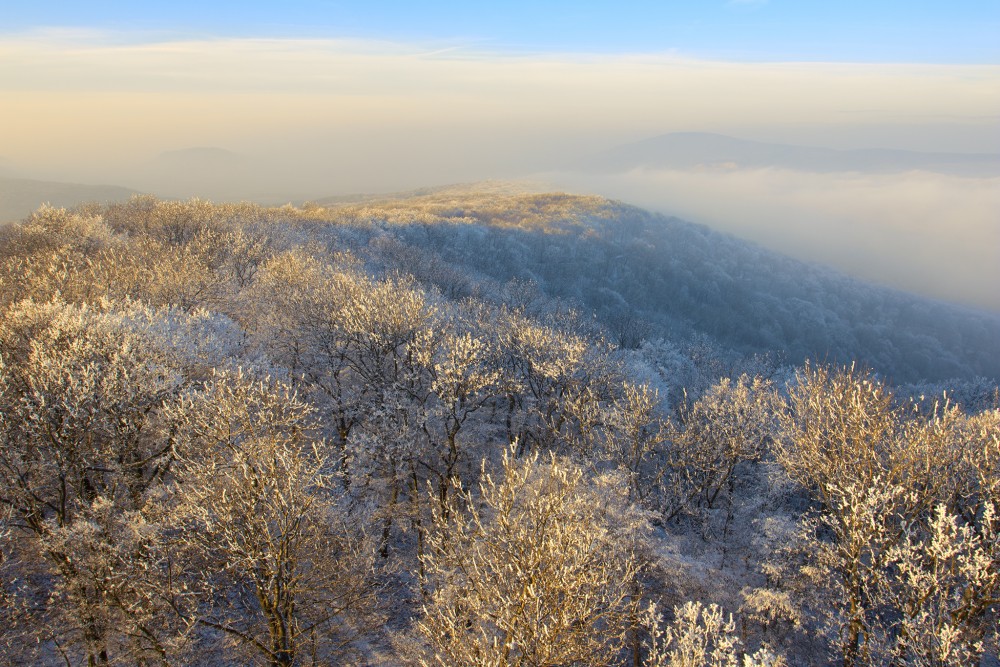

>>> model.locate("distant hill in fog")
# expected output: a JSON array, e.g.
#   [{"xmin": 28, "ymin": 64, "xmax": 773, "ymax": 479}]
[
  {"xmin": 0, "ymin": 177, "xmax": 139, "ymax": 223},
  {"xmin": 583, "ymin": 132, "xmax": 1000, "ymax": 176},
  {"xmin": 134, "ymin": 147, "xmax": 251, "ymax": 199},
  {"xmin": 125, "ymin": 147, "xmax": 316, "ymax": 203}
]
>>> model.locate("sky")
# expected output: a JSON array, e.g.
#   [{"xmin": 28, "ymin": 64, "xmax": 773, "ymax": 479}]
[
  {"xmin": 3, "ymin": 1, "xmax": 998, "ymax": 176},
  {"xmin": 3, "ymin": 1, "xmax": 999, "ymax": 62},
  {"xmin": 1, "ymin": 1, "xmax": 999, "ymax": 311},
  {"xmin": 3, "ymin": 3, "xmax": 998, "ymax": 174}
]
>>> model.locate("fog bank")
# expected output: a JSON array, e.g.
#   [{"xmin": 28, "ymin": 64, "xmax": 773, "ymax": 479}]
[{"xmin": 549, "ymin": 167, "xmax": 1000, "ymax": 313}]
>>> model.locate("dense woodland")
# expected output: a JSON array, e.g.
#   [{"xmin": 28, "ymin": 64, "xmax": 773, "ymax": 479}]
[{"xmin": 0, "ymin": 191, "xmax": 997, "ymax": 666}]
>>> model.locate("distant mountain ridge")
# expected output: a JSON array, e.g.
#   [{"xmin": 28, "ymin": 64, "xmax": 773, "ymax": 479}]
[
  {"xmin": 0, "ymin": 177, "xmax": 139, "ymax": 224},
  {"xmin": 584, "ymin": 132, "xmax": 1000, "ymax": 176},
  {"xmin": 130, "ymin": 146, "xmax": 313, "ymax": 202}
]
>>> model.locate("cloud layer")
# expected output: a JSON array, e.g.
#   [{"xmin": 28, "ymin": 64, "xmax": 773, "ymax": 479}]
[
  {"xmin": 1, "ymin": 31, "xmax": 997, "ymax": 311},
  {"xmin": 1, "ymin": 31, "xmax": 997, "ymax": 176}
]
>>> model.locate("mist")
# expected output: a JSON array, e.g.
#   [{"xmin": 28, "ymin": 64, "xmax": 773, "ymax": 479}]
[
  {"xmin": 547, "ymin": 167, "xmax": 1000, "ymax": 313},
  {"xmin": 2, "ymin": 31, "xmax": 998, "ymax": 311}
]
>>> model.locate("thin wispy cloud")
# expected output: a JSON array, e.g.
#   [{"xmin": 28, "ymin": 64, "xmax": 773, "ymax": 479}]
[{"xmin": 1, "ymin": 31, "xmax": 996, "ymax": 169}]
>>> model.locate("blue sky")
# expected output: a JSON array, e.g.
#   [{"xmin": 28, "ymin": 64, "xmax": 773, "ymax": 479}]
[{"xmin": 3, "ymin": 0, "xmax": 999, "ymax": 63}]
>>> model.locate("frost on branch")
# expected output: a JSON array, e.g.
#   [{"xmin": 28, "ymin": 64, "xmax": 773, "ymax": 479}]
[
  {"xmin": 165, "ymin": 371, "xmax": 384, "ymax": 666},
  {"xmin": 884, "ymin": 503, "xmax": 1000, "ymax": 666},
  {"xmin": 643, "ymin": 601, "xmax": 786, "ymax": 667},
  {"xmin": 416, "ymin": 447, "xmax": 645, "ymax": 666}
]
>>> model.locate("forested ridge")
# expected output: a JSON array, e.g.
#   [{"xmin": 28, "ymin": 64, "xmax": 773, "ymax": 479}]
[
  {"xmin": 310, "ymin": 187, "xmax": 1000, "ymax": 384},
  {"xmin": 0, "ymin": 192, "xmax": 997, "ymax": 666}
]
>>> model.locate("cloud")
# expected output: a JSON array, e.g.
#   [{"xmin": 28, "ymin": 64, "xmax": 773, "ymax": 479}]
[{"xmin": 0, "ymin": 30, "xmax": 997, "ymax": 171}]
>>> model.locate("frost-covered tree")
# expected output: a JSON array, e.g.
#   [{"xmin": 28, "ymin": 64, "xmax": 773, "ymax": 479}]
[
  {"xmin": 604, "ymin": 381, "xmax": 668, "ymax": 503},
  {"xmin": 774, "ymin": 364, "xmax": 912, "ymax": 665},
  {"xmin": 0, "ymin": 205, "xmax": 118, "ymax": 306},
  {"xmin": 774, "ymin": 363, "xmax": 999, "ymax": 666},
  {"xmin": 406, "ymin": 326, "xmax": 504, "ymax": 512},
  {"xmin": 656, "ymin": 375, "xmax": 781, "ymax": 524},
  {"xmin": 0, "ymin": 297, "xmax": 242, "ymax": 664},
  {"xmin": 492, "ymin": 307, "xmax": 617, "ymax": 458},
  {"xmin": 164, "ymin": 372, "xmax": 383, "ymax": 666},
  {"xmin": 245, "ymin": 250, "xmax": 368, "ymax": 440},
  {"xmin": 643, "ymin": 601, "xmax": 785, "ymax": 667},
  {"xmin": 883, "ymin": 503, "xmax": 1000, "ymax": 666},
  {"xmin": 416, "ymin": 448, "xmax": 645, "ymax": 666}
]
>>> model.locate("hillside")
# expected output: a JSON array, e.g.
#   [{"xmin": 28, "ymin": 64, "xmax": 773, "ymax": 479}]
[
  {"xmin": 4, "ymin": 184, "xmax": 997, "ymax": 383},
  {"xmin": 310, "ymin": 187, "xmax": 1000, "ymax": 384},
  {"xmin": 0, "ymin": 192, "xmax": 997, "ymax": 666}
]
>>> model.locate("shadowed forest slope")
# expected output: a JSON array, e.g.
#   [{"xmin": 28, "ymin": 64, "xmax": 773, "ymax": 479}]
[{"xmin": 311, "ymin": 188, "xmax": 1000, "ymax": 384}]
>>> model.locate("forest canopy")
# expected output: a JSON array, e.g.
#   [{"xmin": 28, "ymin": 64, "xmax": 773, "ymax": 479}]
[{"xmin": 0, "ymin": 193, "xmax": 997, "ymax": 666}]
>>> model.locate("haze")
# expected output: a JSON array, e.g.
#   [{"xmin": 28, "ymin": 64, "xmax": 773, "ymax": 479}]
[{"xmin": 2, "ymin": 1, "xmax": 998, "ymax": 311}]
